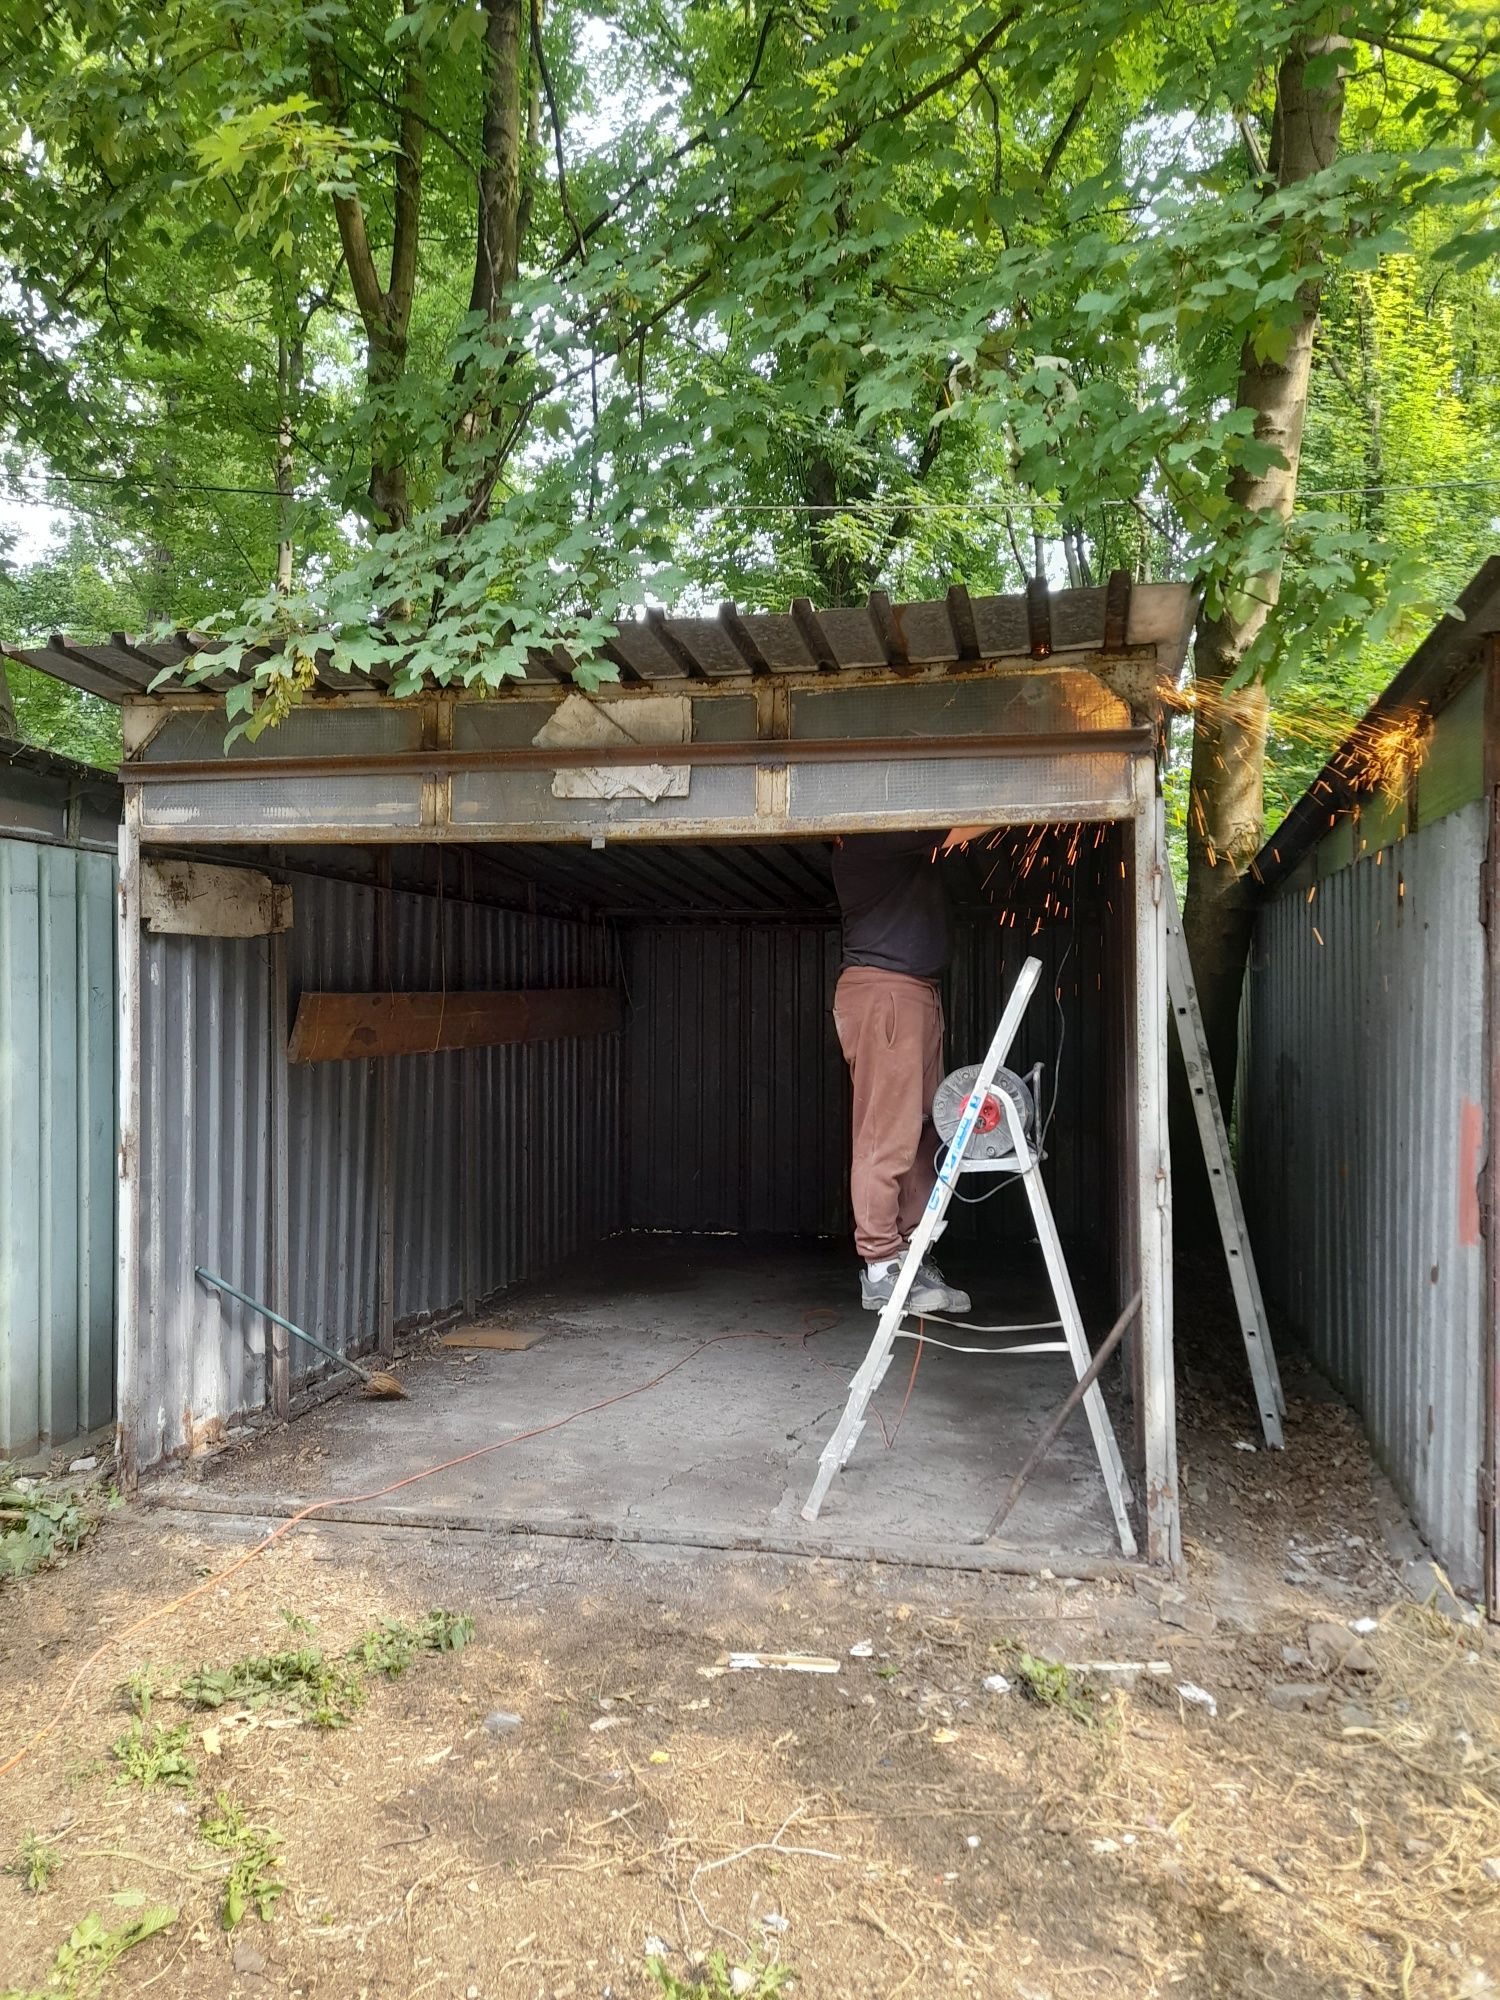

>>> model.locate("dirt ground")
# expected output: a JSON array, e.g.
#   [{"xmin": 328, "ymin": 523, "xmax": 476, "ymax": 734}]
[{"xmin": 3, "ymin": 1281, "xmax": 1499, "ymax": 2000}]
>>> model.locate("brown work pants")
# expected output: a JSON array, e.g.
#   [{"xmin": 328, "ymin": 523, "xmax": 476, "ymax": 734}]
[{"xmin": 833, "ymin": 966, "xmax": 945, "ymax": 1263}]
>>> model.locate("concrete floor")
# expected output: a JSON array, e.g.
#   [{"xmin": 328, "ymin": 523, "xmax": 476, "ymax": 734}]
[{"xmin": 177, "ymin": 1237, "xmax": 1128, "ymax": 1568}]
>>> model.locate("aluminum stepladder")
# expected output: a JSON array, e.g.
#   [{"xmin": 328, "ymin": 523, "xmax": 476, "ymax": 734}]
[
  {"xmin": 1162, "ymin": 870, "xmax": 1287, "ymax": 1447},
  {"xmin": 801, "ymin": 955, "xmax": 1138, "ymax": 1557}
]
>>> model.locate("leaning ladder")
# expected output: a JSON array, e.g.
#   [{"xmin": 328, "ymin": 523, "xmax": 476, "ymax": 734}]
[
  {"xmin": 1162, "ymin": 870, "xmax": 1287, "ymax": 1447},
  {"xmin": 801, "ymin": 956, "xmax": 1138, "ymax": 1557}
]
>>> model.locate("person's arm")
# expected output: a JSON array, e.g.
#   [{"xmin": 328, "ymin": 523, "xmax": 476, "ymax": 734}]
[{"xmin": 941, "ymin": 825, "xmax": 994, "ymax": 854}]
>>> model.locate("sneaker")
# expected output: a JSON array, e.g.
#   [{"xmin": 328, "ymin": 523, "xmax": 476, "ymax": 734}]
[
  {"xmin": 860, "ymin": 1264, "xmax": 949, "ymax": 1314},
  {"xmin": 914, "ymin": 1256, "xmax": 971, "ymax": 1316},
  {"xmin": 859, "ymin": 1261, "xmax": 964, "ymax": 1315}
]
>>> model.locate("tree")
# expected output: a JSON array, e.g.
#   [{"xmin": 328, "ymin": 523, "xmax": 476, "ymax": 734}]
[
  {"xmin": 1184, "ymin": 34, "xmax": 1350, "ymax": 1091},
  {"xmin": 2, "ymin": 0, "xmax": 1497, "ymax": 1070}
]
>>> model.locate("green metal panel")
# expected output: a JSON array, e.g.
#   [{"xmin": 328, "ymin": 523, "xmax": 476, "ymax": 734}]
[
  {"xmin": 0, "ymin": 840, "xmax": 117, "ymax": 1455},
  {"xmin": 1416, "ymin": 670, "xmax": 1487, "ymax": 829}
]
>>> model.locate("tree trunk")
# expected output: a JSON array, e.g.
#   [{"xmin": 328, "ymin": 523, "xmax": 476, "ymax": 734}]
[
  {"xmin": 307, "ymin": 16, "xmax": 424, "ymax": 535},
  {"xmin": 1184, "ymin": 35, "xmax": 1347, "ymax": 1101},
  {"xmin": 471, "ymin": 0, "xmax": 524, "ymax": 320}
]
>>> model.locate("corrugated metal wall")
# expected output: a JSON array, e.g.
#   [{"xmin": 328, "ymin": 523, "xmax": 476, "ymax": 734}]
[
  {"xmin": 138, "ymin": 928, "xmax": 274, "ymax": 1460},
  {"xmin": 1242, "ymin": 802, "xmax": 1489, "ymax": 1592},
  {"xmin": 284, "ymin": 873, "xmax": 381, "ymax": 1381},
  {"xmin": 0, "ymin": 839, "xmax": 117, "ymax": 1454},
  {"xmin": 624, "ymin": 854, "xmax": 1117, "ymax": 1251},
  {"xmin": 132, "ymin": 861, "xmax": 622, "ymax": 1461}
]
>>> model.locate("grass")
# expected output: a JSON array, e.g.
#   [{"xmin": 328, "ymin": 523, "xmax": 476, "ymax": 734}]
[
  {"xmin": 109, "ymin": 1719, "xmax": 196, "ymax": 1792},
  {"xmin": 7, "ymin": 1833, "xmax": 61, "ymax": 1893},
  {"xmin": 178, "ymin": 1645, "xmax": 368, "ymax": 1729},
  {"xmin": 646, "ymin": 1952, "xmax": 793, "ymax": 1999},
  {"xmin": 199, "ymin": 1793, "xmax": 284, "ymax": 1930},
  {"xmin": 0, "ymin": 1900, "xmax": 176, "ymax": 2000},
  {"xmin": 0, "ymin": 1476, "xmax": 111, "ymax": 1584},
  {"xmin": 346, "ymin": 1609, "xmax": 475, "ymax": 1678},
  {"xmin": 177, "ymin": 1607, "xmax": 475, "ymax": 1726},
  {"xmin": 1003, "ymin": 1647, "xmax": 1097, "ymax": 1725}
]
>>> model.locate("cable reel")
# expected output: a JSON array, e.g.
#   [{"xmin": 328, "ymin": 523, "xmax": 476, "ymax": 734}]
[{"xmin": 931, "ymin": 1060, "xmax": 1044, "ymax": 1164}]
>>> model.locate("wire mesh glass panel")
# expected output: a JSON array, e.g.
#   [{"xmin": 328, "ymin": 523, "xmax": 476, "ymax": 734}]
[
  {"xmin": 451, "ymin": 764, "xmax": 757, "ymax": 831},
  {"xmin": 787, "ymin": 755, "xmax": 1136, "ymax": 821},
  {"xmin": 137, "ymin": 705, "xmax": 423, "ymax": 762},
  {"xmin": 791, "ymin": 671, "xmax": 1130, "ymax": 740},
  {"xmin": 137, "ymin": 777, "xmax": 425, "ymax": 832}
]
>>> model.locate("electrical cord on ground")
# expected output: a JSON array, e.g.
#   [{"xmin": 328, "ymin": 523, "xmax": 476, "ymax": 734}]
[{"xmin": 0, "ymin": 1316, "xmax": 849, "ymax": 1782}]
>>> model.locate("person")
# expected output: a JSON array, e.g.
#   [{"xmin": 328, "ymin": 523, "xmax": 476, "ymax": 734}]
[{"xmin": 830, "ymin": 828, "xmax": 987, "ymax": 1314}]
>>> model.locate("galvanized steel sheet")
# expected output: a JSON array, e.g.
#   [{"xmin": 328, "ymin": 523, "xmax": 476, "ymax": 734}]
[
  {"xmin": 0, "ymin": 839, "xmax": 117, "ymax": 1453},
  {"xmin": 1243, "ymin": 803, "xmax": 1489, "ymax": 1592},
  {"xmin": 132, "ymin": 860, "xmax": 621, "ymax": 1456}
]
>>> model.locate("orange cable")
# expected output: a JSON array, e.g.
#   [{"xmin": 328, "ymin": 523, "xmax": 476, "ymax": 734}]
[
  {"xmin": 0, "ymin": 1321, "xmax": 830, "ymax": 1782},
  {"xmin": 886, "ymin": 1324, "xmax": 926, "ymax": 1449}
]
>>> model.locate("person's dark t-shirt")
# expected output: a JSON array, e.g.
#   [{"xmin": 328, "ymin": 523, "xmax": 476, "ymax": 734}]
[{"xmin": 831, "ymin": 833, "xmax": 951, "ymax": 981}]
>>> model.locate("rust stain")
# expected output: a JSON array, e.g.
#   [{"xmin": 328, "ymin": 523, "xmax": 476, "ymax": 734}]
[{"xmin": 1459, "ymin": 1098, "xmax": 1483, "ymax": 1248}]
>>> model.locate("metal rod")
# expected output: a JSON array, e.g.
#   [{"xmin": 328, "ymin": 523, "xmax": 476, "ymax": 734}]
[
  {"xmin": 976, "ymin": 1290, "xmax": 1142, "ymax": 1544},
  {"xmin": 122, "ymin": 726, "xmax": 1155, "ymax": 786},
  {"xmin": 195, "ymin": 1266, "xmax": 382, "ymax": 1389}
]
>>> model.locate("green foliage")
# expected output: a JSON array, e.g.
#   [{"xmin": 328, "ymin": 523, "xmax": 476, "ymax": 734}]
[
  {"xmin": 198, "ymin": 1793, "xmax": 285, "ymax": 1931},
  {"xmin": 178, "ymin": 1646, "xmax": 368, "ymax": 1730},
  {"xmin": 176, "ymin": 1606, "xmax": 473, "ymax": 1724},
  {"xmin": 0, "ymin": 0, "xmax": 1496, "ymax": 759},
  {"xmin": 646, "ymin": 1952, "xmax": 793, "ymax": 2000},
  {"xmin": 0, "ymin": 1478, "xmax": 107, "ymax": 1583},
  {"xmin": 7, "ymin": 1834, "xmax": 61, "ymax": 1894},
  {"xmin": 1004, "ymin": 1648, "xmax": 1096, "ymax": 1725},
  {"xmin": 347, "ymin": 1609, "xmax": 475, "ymax": 1678},
  {"xmin": 109, "ymin": 1718, "xmax": 197, "ymax": 1792},
  {"xmin": 0, "ymin": 1901, "xmax": 176, "ymax": 2000}
]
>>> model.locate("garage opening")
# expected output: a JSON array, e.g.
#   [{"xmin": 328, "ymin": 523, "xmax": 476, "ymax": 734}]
[
  {"xmin": 139, "ymin": 825, "xmax": 1143, "ymax": 1568},
  {"xmin": 11, "ymin": 576, "xmax": 1185, "ymax": 1564}
]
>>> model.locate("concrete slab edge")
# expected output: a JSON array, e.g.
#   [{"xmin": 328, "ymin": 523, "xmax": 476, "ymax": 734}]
[{"xmin": 146, "ymin": 1489, "xmax": 1141, "ymax": 1582}]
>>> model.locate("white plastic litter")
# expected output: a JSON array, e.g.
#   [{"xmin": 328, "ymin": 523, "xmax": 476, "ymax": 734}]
[
  {"xmin": 1351, "ymin": 1617, "xmax": 1378, "ymax": 1635},
  {"xmin": 1176, "ymin": 1681, "xmax": 1218, "ymax": 1717},
  {"xmin": 982, "ymin": 1673, "xmax": 1012, "ymax": 1694},
  {"xmin": 849, "ymin": 1641, "xmax": 874, "ymax": 1659}
]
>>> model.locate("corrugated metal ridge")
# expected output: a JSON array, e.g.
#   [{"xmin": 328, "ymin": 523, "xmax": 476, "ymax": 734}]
[
  {"xmin": 1256, "ymin": 556, "xmax": 1500, "ymax": 891},
  {"xmin": 2, "ymin": 739, "xmax": 122, "ymax": 789},
  {"xmin": 5, "ymin": 575, "xmax": 1195, "ymax": 703}
]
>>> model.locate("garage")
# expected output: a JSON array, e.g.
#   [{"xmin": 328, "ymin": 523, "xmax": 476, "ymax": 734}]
[{"xmin": 11, "ymin": 577, "xmax": 1189, "ymax": 1567}]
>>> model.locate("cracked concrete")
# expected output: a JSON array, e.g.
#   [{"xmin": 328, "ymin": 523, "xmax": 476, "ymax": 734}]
[{"xmin": 168, "ymin": 1236, "xmax": 1124, "ymax": 1568}]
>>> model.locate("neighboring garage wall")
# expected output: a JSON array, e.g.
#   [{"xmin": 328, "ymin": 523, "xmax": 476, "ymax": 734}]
[
  {"xmin": 0, "ymin": 747, "xmax": 119, "ymax": 1458},
  {"xmin": 1242, "ymin": 802, "xmax": 1490, "ymax": 1594},
  {"xmin": 132, "ymin": 857, "xmax": 623, "ymax": 1467}
]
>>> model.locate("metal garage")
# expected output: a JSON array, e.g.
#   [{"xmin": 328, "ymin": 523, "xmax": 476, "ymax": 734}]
[{"xmin": 8, "ymin": 575, "xmax": 1191, "ymax": 1566}]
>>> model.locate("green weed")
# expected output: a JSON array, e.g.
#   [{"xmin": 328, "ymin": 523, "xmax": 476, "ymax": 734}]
[
  {"xmin": 199, "ymin": 1793, "xmax": 284, "ymax": 1930},
  {"xmin": 0, "ymin": 1477, "xmax": 109, "ymax": 1584},
  {"xmin": 1004, "ymin": 1647, "xmax": 1096, "ymax": 1725},
  {"xmin": 646, "ymin": 1953, "xmax": 792, "ymax": 1999},
  {"xmin": 110, "ymin": 1719, "xmax": 196, "ymax": 1791},
  {"xmin": 179, "ymin": 1646, "xmax": 367, "ymax": 1729},
  {"xmin": 0, "ymin": 1899, "xmax": 176, "ymax": 2000},
  {"xmin": 7, "ymin": 1833, "xmax": 61, "ymax": 1893},
  {"xmin": 347, "ymin": 1609, "xmax": 475, "ymax": 1678}
]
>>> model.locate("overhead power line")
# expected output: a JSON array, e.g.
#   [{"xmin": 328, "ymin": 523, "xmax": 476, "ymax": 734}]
[{"xmin": 3, "ymin": 473, "xmax": 1500, "ymax": 511}]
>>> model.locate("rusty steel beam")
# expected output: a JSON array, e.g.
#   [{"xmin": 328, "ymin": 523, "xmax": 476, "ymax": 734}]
[{"xmin": 124, "ymin": 725, "xmax": 1154, "ymax": 785}]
